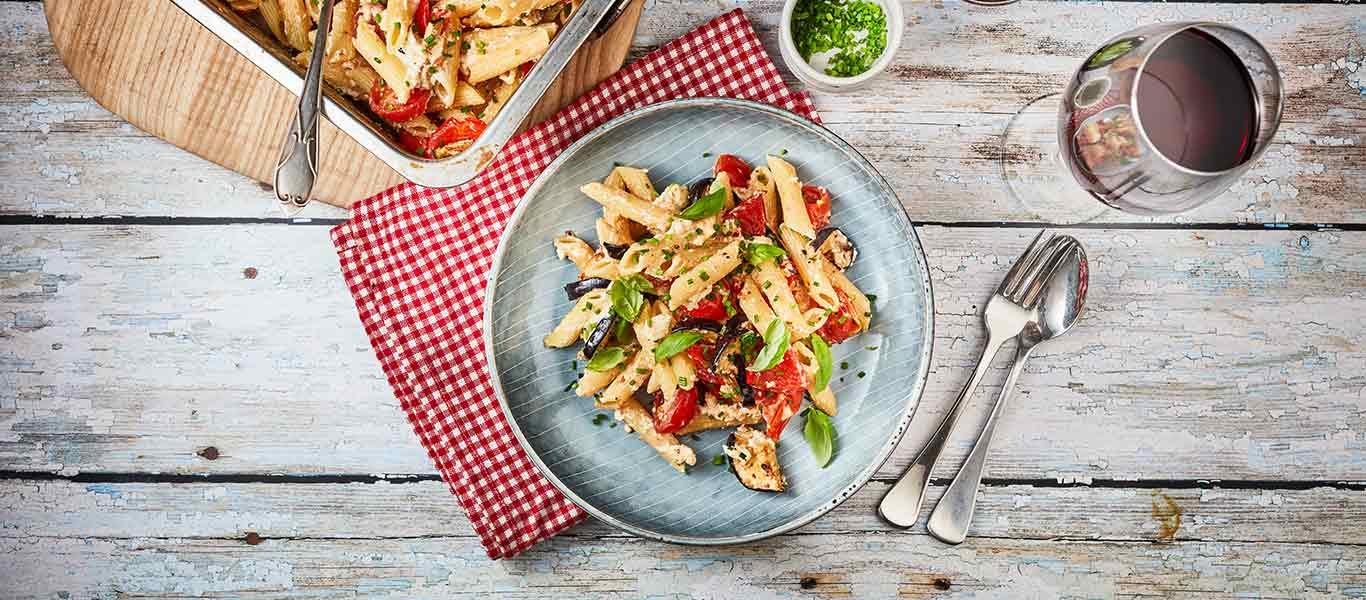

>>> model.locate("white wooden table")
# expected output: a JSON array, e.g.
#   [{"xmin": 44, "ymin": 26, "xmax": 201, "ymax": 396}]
[{"xmin": 3, "ymin": 0, "xmax": 1366, "ymax": 597}]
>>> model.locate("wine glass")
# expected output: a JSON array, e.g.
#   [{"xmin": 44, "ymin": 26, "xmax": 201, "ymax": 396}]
[{"xmin": 1000, "ymin": 22, "xmax": 1284, "ymax": 222}]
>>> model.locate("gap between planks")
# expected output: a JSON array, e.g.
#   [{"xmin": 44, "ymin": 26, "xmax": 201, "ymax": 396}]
[
  {"xmin": 4, "ymin": 215, "xmax": 1366, "ymax": 231},
  {"xmin": 1, "ymin": 470, "xmax": 1364, "ymax": 492}
]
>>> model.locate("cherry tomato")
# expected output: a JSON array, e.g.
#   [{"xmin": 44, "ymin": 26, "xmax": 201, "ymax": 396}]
[
  {"xmin": 748, "ymin": 350, "xmax": 806, "ymax": 440},
  {"xmin": 682, "ymin": 286, "xmax": 732, "ymax": 322},
  {"xmin": 683, "ymin": 295, "xmax": 728, "ymax": 322},
  {"xmin": 818, "ymin": 287, "xmax": 862, "ymax": 343},
  {"xmin": 652, "ymin": 386, "xmax": 700, "ymax": 434},
  {"xmin": 426, "ymin": 115, "xmax": 488, "ymax": 154},
  {"xmin": 748, "ymin": 349, "xmax": 806, "ymax": 397},
  {"xmin": 801, "ymin": 184, "xmax": 832, "ymax": 230},
  {"xmin": 368, "ymin": 82, "xmax": 431, "ymax": 124},
  {"xmin": 725, "ymin": 191, "xmax": 768, "ymax": 236},
  {"xmin": 414, "ymin": 0, "xmax": 431, "ymax": 35},
  {"xmin": 756, "ymin": 389, "xmax": 803, "ymax": 441},
  {"xmin": 714, "ymin": 154, "xmax": 753, "ymax": 188},
  {"xmin": 396, "ymin": 130, "xmax": 430, "ymax": 157}
]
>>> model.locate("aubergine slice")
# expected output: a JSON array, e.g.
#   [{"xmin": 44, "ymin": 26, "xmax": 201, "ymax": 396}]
[{"xmin": 724, "ymin": 426, "xmax": 786, "ymax": 492}]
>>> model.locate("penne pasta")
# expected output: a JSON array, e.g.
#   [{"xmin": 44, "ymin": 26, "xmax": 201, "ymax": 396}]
[
  {"xmin": 767, "ymin": 155, "xmax": 815, "ymax": 239},
  {"xmin": 278, "ymin": 0, "xmax": 312, "ymax": 52},
  {"xmin": 241, "ymin": 0, "xmax": 576, "ymax": 157},
  {"xmin": 461, "ymin": 24, "xmax": 555, "ymax": 84},
  {"xmin": 615, "ymin": 167, "xmax": 657, "ymax": 202},
  {"xmin": 779, "ymin": 224, "xmax": 840, "ymax": 310},
  {"xmin": 653, "ymin": 359, "xmax": 678, "ymax": 403},
  {"xmin": 354, "ymin": 23, "xmax": 413, "ymax": 102},
  {"xmin": 576, "ymin": 356, "xmax": 625, "ymax": 397},
  {"xmin": 792, "ymin": 341, "xmax": 838, "ymax": 415},
  {"xmin": 670, "ymin": 353, "xmax": 696, "ymax": 391},
  {"xmin": 749, "ymin": 245, "xmax": 824, "ymax": 338},
  {"xmin": 749, "ymin": 166, "xmax": 779, "ymax": 231},
  {"xmin": 614, "ymin": 396, "xmax": 696, "ymax": 472},
  {"xmin": 544, "ymin": 289, "xmax": 609, "ymax": 348},
  {"xmin": 598, "ymin": 349, "xmax": 653, "ymax": 409},
  {"xmin": 580, "ymin": 182, "xmax": 673, "ymax": 231},
  {"xmin": 824, "ymin": 259, "xmax": 873, "ymax": 331},
  {"xmin": 668, "ymin": 239, "xmax": 743, "ymax": 311},
  {"xmin": 737, "ymin": 277, "xmax": 780, "ymax": 335}
]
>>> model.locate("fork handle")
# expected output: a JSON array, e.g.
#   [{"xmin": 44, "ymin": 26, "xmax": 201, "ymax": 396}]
[
  {"xmin": 926, "ymin": 343, "xmax": 1035, "ymax": 544},
  {"xmin": 273, "ymin": 0, "xmax": 334, "ymax": 216},
  {"xmin": 878, "ymin": 332, "xmax": 1008, "ymax": 528}
]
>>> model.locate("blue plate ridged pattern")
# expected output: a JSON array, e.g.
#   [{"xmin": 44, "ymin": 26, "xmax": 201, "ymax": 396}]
[{"xmin": 484, "ymin": 98, "xmax": 933, "ymax": 544}]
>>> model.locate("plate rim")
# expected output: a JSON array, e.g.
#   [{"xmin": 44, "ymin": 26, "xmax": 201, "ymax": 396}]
[{"xmin": 482, "ymin": 97, "xmax": 936, "ymax": 545}]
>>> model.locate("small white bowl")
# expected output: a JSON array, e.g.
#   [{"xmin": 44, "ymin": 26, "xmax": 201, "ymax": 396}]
[{"xmin": 778, "ymin": 0, "xmax": 903, "ymax": 92}]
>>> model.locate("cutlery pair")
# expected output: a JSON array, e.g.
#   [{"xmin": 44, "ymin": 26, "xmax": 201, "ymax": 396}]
[{"xmin": 879, "ymin": 231, "xmax": 1087, "ymax": 543}]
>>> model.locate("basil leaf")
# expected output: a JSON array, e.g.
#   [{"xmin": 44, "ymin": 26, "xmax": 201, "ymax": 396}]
[
  {"xmin": 586, "ymin": 346, "xmax": 626, "ymax": 372},
  {"xmin": 609, "ymin": 278, "xmax": 645, "ymax": 322},
  {"xmin": 744, "ymin": 242, "xmax": 786, "ymax": 266},
  {"xmin": 748, "ymin": 319, "xmax": 790, "ymax": 372},
  {"xmin": 810, "ymin": 334, "xmax": 832, "ymax": 392},
  {"xmin": 677, "ymin": 186, "xmax": 727, "ymax": 220},
  {"xmin": 803, "ymin": 408, "xmax": 835, "ymax": 468},
  {"xmin": 654, "ymin": 330, "xmax": 704, "ymax": 362}
]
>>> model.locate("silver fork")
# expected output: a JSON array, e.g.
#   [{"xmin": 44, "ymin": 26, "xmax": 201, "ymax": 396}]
[{"xmin": 878, "ymin": 231, "xmax": 1068, "ymax": 528}]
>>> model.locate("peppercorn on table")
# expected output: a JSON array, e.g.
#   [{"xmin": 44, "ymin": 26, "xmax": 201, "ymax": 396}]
[{"xmin": 4, "ymin": 0, "xmax": 1366, "ymax": 596}]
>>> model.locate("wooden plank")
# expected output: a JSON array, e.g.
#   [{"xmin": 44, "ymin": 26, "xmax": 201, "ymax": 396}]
[
  {"xmin": 3, "ymin": 2, "xmax": 1363, "ymax": 221},
  {"xmin": 4, "ymin": 534, "xmax": 1365, "ymax": 598},
  {"xmin": 4, "ymin": 225, "xmax": 1365, "ymax": 481},
  {"xmin": 6, "ymin": 479, "xmax": 1366, "ymax": 545}
]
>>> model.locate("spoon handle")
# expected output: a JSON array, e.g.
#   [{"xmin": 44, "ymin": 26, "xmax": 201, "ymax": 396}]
[
  {"xmin": 273, "ymin": 0, "xmax": 335, "ymax": 216},
  {"xmin": 926, "ymin": 342, "xmax": 1035, "ymax": 544},
  {"xmin": 877, "ymin": 332, "xmax": 1007, "ymax": 529}
]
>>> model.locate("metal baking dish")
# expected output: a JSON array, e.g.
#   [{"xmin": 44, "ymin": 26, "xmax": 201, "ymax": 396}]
[{"xmin": 170, "ymin": 0, "xmax": 622, "ymax": 188}]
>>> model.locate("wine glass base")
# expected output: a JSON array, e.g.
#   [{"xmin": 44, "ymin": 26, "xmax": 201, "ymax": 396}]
[{"xmin": 1000, "ymin": 93, "xmax": 1120, "ymax": 225}]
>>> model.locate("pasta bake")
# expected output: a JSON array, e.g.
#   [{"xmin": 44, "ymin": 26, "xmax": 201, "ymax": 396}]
[
  {"xmin": 546, "ymin": 153, "xmax": 871, "ymax": 492},
  {"xmin": 227, "ymin": 0, "xmax": 578, "ymax": 158}
]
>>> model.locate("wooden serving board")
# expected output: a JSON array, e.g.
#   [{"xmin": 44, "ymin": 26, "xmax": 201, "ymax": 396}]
[{"xmin": 42, "ymin": 0, "xmax": 644, "ymax": 209}]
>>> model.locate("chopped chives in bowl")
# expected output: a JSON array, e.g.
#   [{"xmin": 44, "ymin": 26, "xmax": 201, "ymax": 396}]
[{"xmin": 791, "ymin": 0, "xmax": 889, "ymax": 78}]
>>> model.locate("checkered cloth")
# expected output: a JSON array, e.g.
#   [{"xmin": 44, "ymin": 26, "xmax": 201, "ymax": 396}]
[{"xmin": 331, "ymin": 9, "xmax": 818, "ymax": 559}]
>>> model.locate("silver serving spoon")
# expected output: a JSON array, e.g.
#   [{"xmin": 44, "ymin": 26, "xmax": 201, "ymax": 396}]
[
  {"xmin": 926, "ymin": 237, "xmax": 1089, "ymax": 544},
  {"xmin": 274, "ymin": 0, "xmax": 336, "ymax": 216}
]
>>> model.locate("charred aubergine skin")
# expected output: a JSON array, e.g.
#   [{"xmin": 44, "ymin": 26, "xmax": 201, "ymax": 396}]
[{"xmin": 725, "ymin": 426, "xmax": 786, "ymax": 492}]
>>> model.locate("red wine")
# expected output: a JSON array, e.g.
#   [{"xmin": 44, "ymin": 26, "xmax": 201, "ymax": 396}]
[{"xmin": 1135, "ymin": 30, "xmax": 1259, "ymax": 172}]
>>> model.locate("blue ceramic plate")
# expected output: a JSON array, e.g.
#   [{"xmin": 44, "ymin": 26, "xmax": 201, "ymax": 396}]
[{"xmin": 484, "ymin": 98, "xmax": 933, "ymax": 544}]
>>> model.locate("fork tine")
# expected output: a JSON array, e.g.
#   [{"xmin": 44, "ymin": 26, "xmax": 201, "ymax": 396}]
[
  {"xmin": 1016, "ymin": 237, "xmax": 1079, "ymax": 306},
  {"xmin": 1004, "ymin": 233, "xmax": 1062, "ymax": 298},
  {"xmin": 997, "ymin": 230, "xmax": 1050, "ymax": 295}
]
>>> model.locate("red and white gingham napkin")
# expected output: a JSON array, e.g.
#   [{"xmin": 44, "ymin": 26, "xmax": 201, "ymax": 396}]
[{"xmin": 331, "ymin": 9, "xmax": 818, "ymax": 559}]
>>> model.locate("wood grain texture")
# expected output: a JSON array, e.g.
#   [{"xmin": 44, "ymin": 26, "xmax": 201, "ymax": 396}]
[
  {"xmin": 4, "ymin": 226, "xmax": 1364, "ymax": 482},
  {"xmin": 3, "ymin": 1, "xmax": 1362, "ymax": 220},
  {"xmin": 4, "ymin": 534, "xmax": 1365, "ymax": 599},
  {"xmin": 7, "ymin": 479, "xmax": 1366, "ymax": 545},
  {"xmin": 37, "ymin": 0, "xmax": 643, "ymax": 208}
]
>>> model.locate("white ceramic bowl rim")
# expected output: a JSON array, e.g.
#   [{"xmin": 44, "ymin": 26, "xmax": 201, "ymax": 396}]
[{"xmin": 779, "ymin": 0, "xmax": 904, "ymax": 88}]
